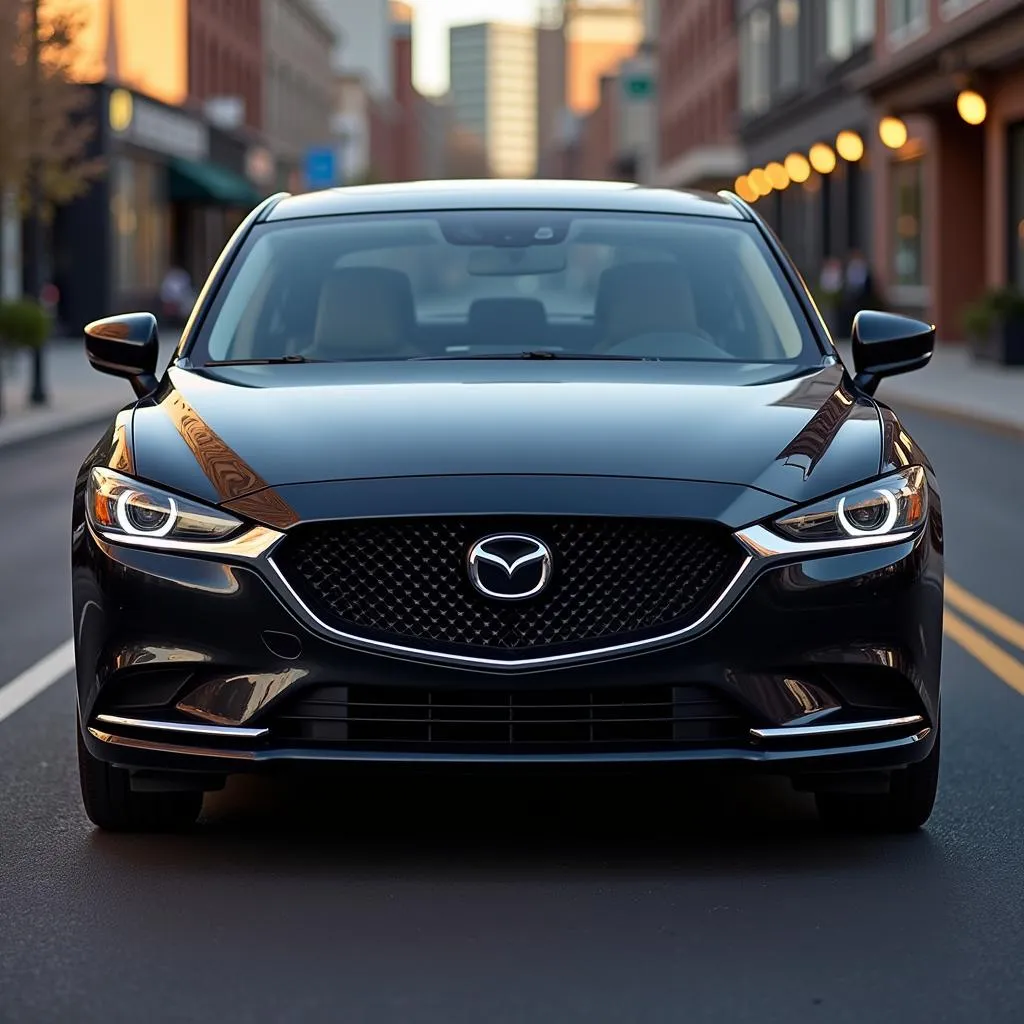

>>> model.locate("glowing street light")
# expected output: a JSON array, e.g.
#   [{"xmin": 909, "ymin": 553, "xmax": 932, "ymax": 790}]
[
  {"xmin": 748, "ymin": 168, "xmax": 772, "ymax": 196},
  {"xmin": 956, "ymin": 89, "xmax": 987, "ymax": 125},
  {"xmin": 765, "ymin": 162, "xmax": 790, "ymax": 190},
  {"xmin": 809, "ymin": 143, "xmax": 837, "ymax": 175},
  {"xmin": 836, "ymin": 130, "xmax": 865, "ymax": 162},
  {"xmin": 879, "ymin": 116, "xmax": 908, "ymax": 150},
  {"xmin": 784, "ymin": 153, "xmax": 811, "ymax": 184},
  {"xmin": 734, "ymin": 175, "xmax": 758, "ymax": 202}
]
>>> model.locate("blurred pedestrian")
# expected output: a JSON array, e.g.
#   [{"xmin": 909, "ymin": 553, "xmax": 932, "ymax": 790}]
[
  {"xmin": 818, "ymin": 256, "xmax": 844, "ymax": 337},
  {"xmin": 159, "ymin": 266, "xmax": 195, "ymax": 326},
  {"xmin": 840, "ymin": 250, "xmax": 879, "ymax": 339}
]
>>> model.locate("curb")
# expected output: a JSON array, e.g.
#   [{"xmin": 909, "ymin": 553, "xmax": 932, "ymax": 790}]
[
  {"xmin": 878, "ymin": 392, "xmax": 1024, "ymax": 442},
  {"xmin": 0, "ymin": 404, "xmax": 118, "ymax": 452}
]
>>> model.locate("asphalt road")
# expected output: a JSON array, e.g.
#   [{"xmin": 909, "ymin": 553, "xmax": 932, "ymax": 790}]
[{"xmin": 2, "ymin": 411, "xmax": 1023, "ymax": 1024}]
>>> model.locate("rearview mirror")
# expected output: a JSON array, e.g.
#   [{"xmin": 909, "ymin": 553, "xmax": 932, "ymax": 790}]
[
  {"xmin": 851, "ymin": 310, "xmax": 935, "ymax": 396},
  {"xmin": 84, "ymin": 312, "xmax": 160, "ymax": 397},
  {"xmin": 467, "ymin": 246, "xmax": 567, "ymax": 276}
]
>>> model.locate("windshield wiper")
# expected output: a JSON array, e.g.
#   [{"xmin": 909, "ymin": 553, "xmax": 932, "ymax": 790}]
[
  {"xmin": 413, "ymin": 351, "xmax": 655, "ymax": 361},
  {"xmin": 203, "ymin": 354, "xmax": 322, "ymax": 366}
]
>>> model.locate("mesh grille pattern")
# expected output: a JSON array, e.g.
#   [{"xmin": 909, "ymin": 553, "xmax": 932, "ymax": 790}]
[
  {"xmin": 275, "ymin": 516, "xmax": 744, "ymax": 652},
  {"xmin": 272, "ymin": 684, "xmax": 748, "ymax": 750}
]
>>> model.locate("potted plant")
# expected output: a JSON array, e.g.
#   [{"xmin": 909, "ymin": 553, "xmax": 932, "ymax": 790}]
[
  {"xmin": 0, "ymin": 299, "xmax": 50, "ymax": 420},
  {"xmin": 963, "ymin": 287, "xmax": 1024, "ymax": 366}
]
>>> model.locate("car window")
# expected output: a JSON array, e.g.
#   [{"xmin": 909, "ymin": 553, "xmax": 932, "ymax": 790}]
[{"xmin": 196, "ymin": 211, "xmax": 816, "ymax": 365}]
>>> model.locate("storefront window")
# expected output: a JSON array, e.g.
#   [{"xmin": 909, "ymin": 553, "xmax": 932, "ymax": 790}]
[
  {"xmin": 827, "ymin": 0, "xmax": 875, "ymax": 62},
  {"xmin": 776, "ymin": 0, "xmax": 800, "ymax": 92},
  {"xmin": 887, "ymin": 0, "xmax": 928, "ymax": 44},
  {"xmin": 892, "ymin": 158, "xmax": 924, "ymax": 286},
  {"xmin": 110, "ymin": 156, "xmax": 169, "ymax": 302},
  {"xmin": 1010, "ymin": 123, "xmax": 1024, "ymax": 291},
  {"xmin": 739, "ymin": 7, "xmax": 771, "ymax": 115}
]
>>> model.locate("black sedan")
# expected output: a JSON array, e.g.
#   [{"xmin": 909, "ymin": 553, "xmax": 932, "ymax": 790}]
[{"xmin": 73, "ymin": 181, "xmax": 942, "ymax": 833}]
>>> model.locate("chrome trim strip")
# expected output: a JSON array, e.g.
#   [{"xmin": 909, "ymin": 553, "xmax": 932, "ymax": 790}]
[
  {"xmin": 265, "ymin": 554, "xmax": 755, "ymax": 668},
  {"xmin": 88, "ymin": 728, "xmax": 259, "ymax": 761},
  {"xmin": 86, "ymin": 728, "xmax": 930, "ymax": 764},
  {"xmin": 90, "ymin": 522, "xmax": 284, "ymax": 559},
  {"xmin": 750, "ymin": 714, "xmax": 924, "ymax": 739},
  {"xmin": 735, "ymin": 523, "xmax": 918, "ymax": 559},
  {"xmin": 93, "ymin": 714, "xmax": 268, "ymax": 738}
]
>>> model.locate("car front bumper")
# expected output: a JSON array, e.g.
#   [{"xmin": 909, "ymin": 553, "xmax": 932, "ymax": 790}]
[{"xmin": 73, "ymin": 492, "xmax": 943, "ymax": 778}]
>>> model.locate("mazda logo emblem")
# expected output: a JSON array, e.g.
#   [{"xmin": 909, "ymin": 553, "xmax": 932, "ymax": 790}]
[{"xmin": 467, "ymin": 534, "xmax": 552, "ymax": 601}]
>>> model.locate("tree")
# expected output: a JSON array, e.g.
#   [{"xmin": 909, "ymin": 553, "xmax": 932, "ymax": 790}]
[
  {"xmin": 0, "ymin": 0, "xmax": 102, "ymax": 220},
  {"xmin": 0, "ymin": 0, "xmax": 102, "ymax": 406}
]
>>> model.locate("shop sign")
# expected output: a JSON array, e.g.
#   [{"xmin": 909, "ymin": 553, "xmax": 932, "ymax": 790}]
[{"xmin": 109, "ymin": 88, "xmax": 209, "ymax": 161}]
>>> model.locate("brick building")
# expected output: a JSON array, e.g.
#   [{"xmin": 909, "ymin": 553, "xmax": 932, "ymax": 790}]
[
  {"xmin": 734, "ymin": 0, "xmax": 876, "ymax": 285},
  {"xmin": 851, "ymin": 0, "xmax": 1024, "ymax": 339},
  {"xmin": 188, "ymin": 0, "xmax": 264, "ymax": 132},
  {"xmin": 389, "ymin": 1, "xmax": 420, "ymax": 181},
  {"xmin": 656, "ymin": 0, "xmax": 743, "ymax": 192}
]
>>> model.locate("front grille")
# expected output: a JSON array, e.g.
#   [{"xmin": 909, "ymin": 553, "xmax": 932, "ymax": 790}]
[
  {"xmin": 271, "ymin": 684, "xmax": 748, "ymax": 751},
  {"xmin": 274, "ymin": 516, "xmax": 744, "ymax": 652}
]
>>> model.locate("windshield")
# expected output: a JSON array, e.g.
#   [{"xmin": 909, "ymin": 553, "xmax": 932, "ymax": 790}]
[{"xmin": 190, "ymin": 210, "xmax": 818, "ymax": 365}]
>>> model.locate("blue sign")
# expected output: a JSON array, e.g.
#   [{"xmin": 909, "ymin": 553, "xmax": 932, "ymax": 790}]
[{"xmin": 304, "ymin": 146, "xmax": 337, "ymax": 189}]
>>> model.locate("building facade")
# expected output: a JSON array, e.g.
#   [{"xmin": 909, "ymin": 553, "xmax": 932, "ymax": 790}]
[
  {"xmin": 187, "ymin": 0, "xmax": 264, "ymax": 132},
  {"xmin": 389, "ymin": 1, "xmax": 420, "ymax": 182},
  {"xmin": 735, "ymin": 0, "xmax": 876, "ymax": 287},
  {"xmin": 851, "ymin": 0, "xmax": 1024, "ymax": 339},
  {"xmin": 47, "ymin": 0, "xmax": 265, "ymax": 332},
  {"xmin": 536, "ymin": 12, "xmax": 567, "ymax": 177},
  {"xmin": 564, "ymin": 0, "xmax": 644, "ymax": 116},
  {"xmin": 311, "ymin": 0, "xmax": 392, "ymax": 96},
  {"xmin": 656, "ymin": 0, "xmax": 743, "ymax": 192},
  {"xmin": 52, "ymin": 84, "xmax": 260, "ymax": 332},
  {"xmin": 261, "ymin": 0, "xmax": 336, "ymax": 191},
  {"xmin": 450, "ymin": 23, "xmax": 538, "ymax": 178}
]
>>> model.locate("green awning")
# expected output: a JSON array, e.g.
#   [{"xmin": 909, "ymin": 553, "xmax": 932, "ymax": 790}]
[{"xmin": 168, "ymin": 157, "xmax": 261, "ymax": 207}]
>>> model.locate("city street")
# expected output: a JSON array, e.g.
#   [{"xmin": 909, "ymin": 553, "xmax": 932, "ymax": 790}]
[{"xmin": 1, "ymin": 410, "xmax": 1023, "ymax": 1024}]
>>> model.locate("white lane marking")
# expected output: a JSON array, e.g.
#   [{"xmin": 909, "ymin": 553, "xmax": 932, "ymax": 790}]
[{"xmin": 0, "ymin": 639, "xmax": 75, "ymax": 725}]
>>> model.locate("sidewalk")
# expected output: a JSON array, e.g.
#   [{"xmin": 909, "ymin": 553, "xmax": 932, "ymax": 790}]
[
  {"xmin": 0, "ymin": 334, "xmax": 178, "ymax": 450},
  {"xmin": 836, "ymin": 341, "xmax": 1024, "ymax": 437}
]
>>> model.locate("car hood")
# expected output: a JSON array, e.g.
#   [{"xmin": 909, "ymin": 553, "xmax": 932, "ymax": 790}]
[{"xmin": 130, "ymin": 359, "xmax": 881, "ymax": 513}]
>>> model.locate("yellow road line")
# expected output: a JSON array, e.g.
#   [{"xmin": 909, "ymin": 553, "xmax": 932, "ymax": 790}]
[
  {"xmin": 945, "ymin": 578, "xmax": 1024, "ymax": 653},
  {"xmin": 943, "ymin": 608, "xmax": 1024, "ymax": 698}
]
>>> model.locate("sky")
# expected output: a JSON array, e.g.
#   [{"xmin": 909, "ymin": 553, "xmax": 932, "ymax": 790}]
[{"xmin": 408, "ymin": 0, "xmax": 541, "ymax": 96}]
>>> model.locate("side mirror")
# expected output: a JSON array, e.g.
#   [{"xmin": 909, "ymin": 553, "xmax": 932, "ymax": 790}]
[
  {"xmin": 84, "ymin": 312, "xmax": 160, "ymax": 398},
  {"xmin": 851, "ymin": 310, "xmax": 935, "ymax": 397}
]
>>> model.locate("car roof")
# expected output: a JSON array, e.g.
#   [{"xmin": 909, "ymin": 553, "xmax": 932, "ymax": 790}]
[{"xmin": 263, "ymin": 180, "xmax": 748, "ymax": 223}]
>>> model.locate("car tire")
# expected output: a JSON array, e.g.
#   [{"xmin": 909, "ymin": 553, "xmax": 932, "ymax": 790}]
[
  {"xmin": 77, "ymin": 728, "xmax": 203, "ymax": 832},
  {"xmin": 815, "ymin": 725, "xmax": 940, "ymax": 833}
]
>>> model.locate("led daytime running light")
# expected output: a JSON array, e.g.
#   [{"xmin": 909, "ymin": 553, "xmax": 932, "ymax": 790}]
[
  {"xmin": 836, "ymin": 490, "xmax": 898, "ymax": 536},
  {"xmin": 116, "ymin": 490, "xmax": 178, "ymax": 537}
]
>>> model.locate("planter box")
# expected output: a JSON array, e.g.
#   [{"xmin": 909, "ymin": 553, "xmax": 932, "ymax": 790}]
[{"xmin": 969, "ymin": 317, "xmax": 1024, "ymax": 366}]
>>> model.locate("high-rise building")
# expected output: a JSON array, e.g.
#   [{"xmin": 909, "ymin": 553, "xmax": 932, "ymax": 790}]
[{"xmin": 449, "ymin": 23, "xmax": 538, "ymax": 179}]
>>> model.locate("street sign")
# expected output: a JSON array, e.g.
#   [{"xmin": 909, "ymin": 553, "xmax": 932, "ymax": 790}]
[
  {"xmin": 622, "ymin": 74, "xmax": 654, "ymax": 100},
  {"xmin": 304, "ymin": 147, "xmax": 337, "ymax": 189}
]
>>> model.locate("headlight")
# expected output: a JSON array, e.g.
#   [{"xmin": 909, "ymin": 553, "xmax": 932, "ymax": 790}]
[
  {"xmin": 773, "ymin": 466, "xmax": 927, "ymax": 543},
  {"xmin": 87, "ymin": 467, "xmax": 243, "ymax": 544}
]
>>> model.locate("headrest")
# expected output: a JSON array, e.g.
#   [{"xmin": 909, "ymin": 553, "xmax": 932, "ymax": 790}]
[
  {"xmin": 312, "ymin": 267, "xmax": 417, "ymax": 359},
  {"xmin": 468, "ymin": 298, "xmax": 548, "ymax": 345},
  {"xmin": 594, "ymin": 261, "xmax": 701, "ymax": 348}
]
